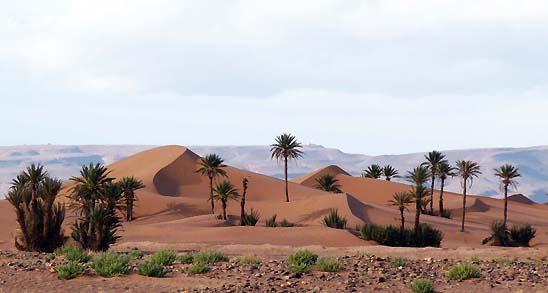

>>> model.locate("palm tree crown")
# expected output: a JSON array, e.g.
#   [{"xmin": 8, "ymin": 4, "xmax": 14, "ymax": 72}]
[
  {"xmin": 406, "ymin": 166, "xmax": 431, "ymax": 187},
  {"xmin": 315, "ymin": 174, "xmax": 342, "ymax": 193},
  {"xmin": 389, "ymin": 192, "xmax": 413, "ymax": 211},
  {"xmin": 494, "ymin": 164, "xmax": 521, "ymax": 189},
  {"xmin": 438, "ymin": 161, "xmax": 456, "ymax": 181},
  {"xmin": 382, "ymin": 165, "xmax": 399, "ymax": 181},
  {"xmin": 362, "ymin": 164, "xmax": 383, "ymax": 179},
  {"xmin": 455, "ymin": 160, "xmax": 482, "ymax": 187}
]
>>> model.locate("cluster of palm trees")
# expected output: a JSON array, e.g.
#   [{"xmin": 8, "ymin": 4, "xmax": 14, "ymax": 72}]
[{"xmin": 362, "ymin": 164, "xmax": 399, "ymax": 181}]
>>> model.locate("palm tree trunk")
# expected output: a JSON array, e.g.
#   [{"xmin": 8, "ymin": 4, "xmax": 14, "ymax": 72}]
[
  {"xmin": 240, "ymin": 191, "xmax": 246, "ymax": 226},
  {"xmin": 414, "ymin": 200, "xmax": 421, "ymax": 234},
  {"xmin": 127, "ymin": 194, "xmax": 133, "ymax": 222},
  {"xmin": 503, "ymin": 184, "xmax": 508, "ymax": 227},
  {"xmin": 400, "ymin": 208, "xmax": 405, "ymax": 235},
  {"xmin": 284, "ymin": 157, "xmax": 289, "ymax": 202},
  {"xmin": 209, "ymin": 176, "xmax": 215, "ymax": 214},
  {"xmin": 222, "ymin": 199, "xmax": 227, "ymax": 220},
  {"xmin": 461, "ymin": 179, "xmax": 468, "ymax": 232},
  {"xmin": 430, "ymin": 176, "xmax": 435, "ymax": 213},
  {"xmin": 439, "ymin": 178, "xmax": 445, "ymax": 216}
]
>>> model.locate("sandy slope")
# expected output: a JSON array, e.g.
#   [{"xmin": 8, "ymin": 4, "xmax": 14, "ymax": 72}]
[{"xmin": 1, "ymin": 145, "xmax": 548, "ymax": 252}]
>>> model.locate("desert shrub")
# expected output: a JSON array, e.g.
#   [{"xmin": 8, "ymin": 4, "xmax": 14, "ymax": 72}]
[
  {"xmin": 193, "ymin": 250, "xmax": 229, "ymax": 264},
  {"xmin": 265, "ymin": 214, "xmax": 278, "ymax": 227},
  {"xmin": 55, "ymin": 245, "xmax": 90, "ymax": 263},
  {"xmin": 150, "ymin": 250, "xmax": 176, "ymax": 266},
  {"xmin": 440, "ymin": 209, "xmax": 452, "ymax": 219},
  {"xmin": 177, "ymin": 253, "xmax": 194, "ymax": 264},
  {"xmin": 127, "ymin": 248, "xmax": 144, "ymax": 260},
  {"xmin": 56, "ymin": 261, "xmax": 84, "ymax": 280},
  {"xmin": 279, "ymin": 219, "xmax": 296, "ymax": 227},
  {"xmin": 286, "ymin": 250, "xmax": 318, "ymax": 273},
  {"xmin": 493, "ymin": 257, "xmax": 517, "ymax": 264},
  {"xmin": 510, "ymin": 224, "xmax": 536, "ymax": 247},
  {"xmin": 482, "ymin": 221, "xmax": 511, "ymax": 246},
  {"xmin": 243, "ymin": 209, "xmax": 260, "ymax": 226},
  {"xmin": 361, "ymin": 223, "xmax": 442, "ymax": 248},
  {"xmin": 138, "ymin": 260, "xmax": 168, "ymax": 277},
  {"xmin": 235, "ymin": 256, "xmax": 262, "ymax": 265},
  {"xmin": 446, "ymin": 263, "xmax": 481, "ymax": 281},
  {"xmin": 323, "ymin": 209, "xmax": 347, "ymax": 229},
  {"xmin": 315, "ymin": 257, "xmax": 342, "ymax": 272},
  {"xmin": 91, "ymin": 252, "xmax": 131, "ymax": 277},
  {"xmin": 216, "ymin": 214, "xmax": 223, "ymax": 220},
  {"xmin": 391, "ymin": 257, "xmax": 407, "ymax": 267},
  {"xmin": 470, "ymin": 256, "xmax": 481, "ymax": 263},
  {"xmin": 410, "ymin": 278, "xmax": 434, "ymax": 293},
  {"xmin": 189, "ymin": 262, "xmax": 211, "ymax": 274}
]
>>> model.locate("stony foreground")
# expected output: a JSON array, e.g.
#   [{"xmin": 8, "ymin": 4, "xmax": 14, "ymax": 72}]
[{"xmin": 0, "ymin": 250, "xmax": 547, "ymax": 292}]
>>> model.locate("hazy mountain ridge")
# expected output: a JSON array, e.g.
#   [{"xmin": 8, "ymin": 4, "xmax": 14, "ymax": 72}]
[{"xmin": 1, "ymin": 144, "xmax": 547, "ymax": 202}]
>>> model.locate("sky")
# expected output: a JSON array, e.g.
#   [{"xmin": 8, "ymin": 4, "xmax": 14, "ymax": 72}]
[{"xmin": 1, "ymin": 0, "xmax": 548, "ymax": 155}]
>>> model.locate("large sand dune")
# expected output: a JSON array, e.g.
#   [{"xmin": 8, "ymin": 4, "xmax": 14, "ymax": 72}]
[{"xmin": 2, "ymin": 145, "xmax": 548, "ymax": 252}]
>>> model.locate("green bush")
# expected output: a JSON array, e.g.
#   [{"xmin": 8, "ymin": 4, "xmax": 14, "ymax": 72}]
[
  {"xmin": 56, "ymin": 261, "xmax": 84, "ymax": 280},
  {"xmin": 177, "ymin": 253, "xmax": 194, "ymax": 264},
  {"xmin": 235, "ymin": 256, "xmax": 262, "ymax": 265},
  {"xmin": 483, "ymin": 221, "xmax": 536, "ymax": 247},
  {"xmin": 127, "ymin": 248, "xmax": 144, "ymax": 260},
  {"xmin": 279, "ymin": 219, "xmax": 296, "ymax": 227},
  {"xmin": 150, "ymin": 250, "xmax": 176, "ymax": 266},
  {"xmin": 446, "ymin": 263, "xmax": 481, "ymax": 281},
  {"xmin": 193, "ymin": 250, "xmax": 229, "ymax": 264},
  {"xmin": 138, "ymin": 260, "xmax": 168, "ymax": 277},
  {"xmin": 243, "ymin": 209, "xmax": 260, "ymax": 226},
  {"xmin": 286, "ymin": 250, "xmax": 318, "ymax": 273},
  {"xmin": 91, "ymin": 253, "xmax": 131, "ymax": 277},
  {"xmin": 410, "ymin": 278, "xmax": 434, "ymax": 293},
  {"xmin": 482, "ymin": 221, "xmax": 511, "ymax": 246},
  {"xmin": 189, "ymin": 262, "xmax": 211, "ymax": 274},
  {"xmin": 323, "ymin": 209, "xmax": 347, "ymax": 229},
  {"xmin": 315, "ymin": 257, "xmax": 342, "ymax": 272},
  {"xmin": 440, "ymin": 209, "xmax": 452, "ymax": 219},
  {"xmin": 361, "ymin": 223, "xmax": 442, "ymax": 247},
  {"xmin": 470, "ymin": 256, "xmax": 481, "ymax": 263},
  {"xmin": 265, "ymin": 214, "xmax": 278, "ymax": 227},
  {"xmin": 390, "ymin": 257, "xmax": 407, "ymax": 267},
  {"xmin": 510, "ymin": 223, "xmax": 536, "ymax": 247},
  {"xmin": 55, "ymin": 245, "xmax": 90, "ymax": 263}
]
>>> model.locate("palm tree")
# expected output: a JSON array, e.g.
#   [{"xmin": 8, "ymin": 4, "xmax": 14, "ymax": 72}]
[
  {"xmin": 213, "ymin": 180, "xmax": 240, "ymax": 220},
  {"xmin": 119, "ymin": 177, "xmax": 146, "ymax": 222},
  {"xmin": 455, "ymin": 160, "xmax": 482, "ymax": 232},
  {"xmin": 240, "ymin": 177, "xmax": 249, "ymax": 226},
  {"xmin": 389, "ymin": 191, "xmax": 413, "ymax": 234},
  {"xmin": 410, "ymin": 185, "xmax": 430, "ymax": 233},
  {"xmin": 406, "ymin": 166, "xmax": 431, "ymax": 215},
  {"xmin": 22, "ymin": 164, "xmax": 48, "ymax": 234},
  {"xmin": 69, "ymin": 163, "xmax": 114, "ymax": 215},
  {"xmin": 382, "ymin": 165, "xmax": 399, "ymax": 181},
  {"xmin": 421, "ymin": 151, "xmax": 447, "ymax": 214},
  {"xmin": 270, "ymin": 133, "xmax": 303, "ymax": 202},
  {"xmin": 438, "ymin": 161, "xmax": 455, "ymax": 216},
  {"xmin": 196, "ymin": 154, "xmax": 228, "ymax": 214},
  {"xmin": 315, "ymin": 174, "xmax": 342, "ymax": 193},
  {"xmin": 362, "ymin": 164, "xmax": 383, "ymax": 179},
  {"xmin": 494, "ymin": 164, "xmax": 521, "ymax": 227}
]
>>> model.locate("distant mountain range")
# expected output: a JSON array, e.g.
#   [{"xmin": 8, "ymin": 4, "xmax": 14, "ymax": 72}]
[{"xmin": 1, "ymin": 144, "xmax": 548, "ymax": 202}]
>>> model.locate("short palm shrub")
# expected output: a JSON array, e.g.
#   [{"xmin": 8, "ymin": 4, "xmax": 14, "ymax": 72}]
[
  {"xmin": 410, "ymin": 278, "xmax": 434, "ymax": 293},
  {"xmin": 189, "ymin": 262, "xmax": 211, "ymax": 274},
  {"xmin": 323, "ymin": 209, "xmax": 347, "ymax": 229},
  {"xmin": 56, "ymin": 261, "xmax": 85, "ymax": 280},
  {"xmin": 243, "ymin": 209, "xmax": 260, "ymax": 226},
  {"xmin": 286, "ymin": 250, "xmax": 318, "ymax": 273},
  {"xmin": 235, "ymin": 256, "xmax": 262, "ymax": 265},
  {"xmin": 55, "ymin": 245, "xmax": 90, "ymax": 263},
  {"xmin": 177, "ymin": 253, "xmax": 194, "ymax": 264},
  {"xmin": 391, "ymin": 257, "xmax": 407, "ymax": 267},
  {"xmin": 483, "ymin": 221, "xmax": 536, "ymax": 247},
  {"xmin": 91, "ymin": 253, "xmax": 131, "ymax": 277},
  {"xmin": 279, "ymin": 219, "xmax": 296, "ymax": 227},
  {"xmin": 361, "ymin": 223, "xmax": 442, "ymax": 247},
  {"xmin": 315, "ymin": 257, "xmax": 342, "ymax": 272},
  {"xmin": 510, "ymin": 223, "xmax": 536, "ymax": 247},
  {"xmin": 446, "ymin": 263, "xmax": 481, "ymax": 281},
  {"xmin": 193, "ymin": 250, "xmax": 229, "ymax": 264},
  {"xmin": 127, "ymin": 248, "xmax": 144, "ymax": 260},
  {"xmin": 138, "ymin": 260, "xmax": 169, "ymax": 278},
  {"xmin": 150, "ymin": 250, "xmax": 176, "ymax": 266},
  {"xmin": 265, "ymin": 214, "xmax": 278, "ymax": 227}
]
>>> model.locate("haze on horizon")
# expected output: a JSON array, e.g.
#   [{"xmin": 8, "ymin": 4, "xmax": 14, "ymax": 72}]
[{"xmin": 2, "ymin": 1, "xmax": 548, "ymax": 155}]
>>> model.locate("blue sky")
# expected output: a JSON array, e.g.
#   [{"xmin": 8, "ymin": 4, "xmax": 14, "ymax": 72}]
[{"xmin": 2, "ymin": 0, "xmax": 548, "ymax": 155}]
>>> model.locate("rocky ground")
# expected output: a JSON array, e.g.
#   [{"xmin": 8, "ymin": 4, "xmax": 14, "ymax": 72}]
[{"xmin": 0, "ymin": 250, "xmax": 547, "ymax": 292}]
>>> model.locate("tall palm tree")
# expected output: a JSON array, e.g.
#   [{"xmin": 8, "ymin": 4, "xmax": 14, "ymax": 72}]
[
  {"xmin": 362, "ymin": 164, "xmax": 383, "ymax": 179},
  {"xmin": 455, "ymin": 160, "xmax": 482, "ymax": 232},
  {"xmin": 69, "ymin": 163, "xmax": 114, "ymax": 216},
  {"xmin": 389, "ymin": 191, "xmax": 413, "ymax": 234},
  {"xmin": 23, "ymin": 164, "xmax": 48, "ymax": 231},
  {"xmin": 119, "ymin": 177, "xmax": 146, "ymax": 222},
  {"xmin": 410, "ymin": 185, "xmax": 430, "ymax": 233},
  {"xmin": 437, "ymin": 161, "xmax": 455, "ymax": 216},
  {"xmin": 421, "ymin": 151, "xmax": 447, "ymax": 214},
  {"xmin": 196, "ymin": 154, "xmax": 228, "ymax": 214},
  {"xmin": 494, "ymin": 164, "xmax": 521, "ymax": 227},
  {"xmin": 315, "ymin": 174, "xmax": 342, "ymax": 193},
  {"xmin": 381, "ymin": 165, "xmax": 399, "ymax": 181},
  {"xmin": 213, "ymin": 180, "xmax": 240, "ymax": 220},
  {"xmin": 270, "ymin": 133, "xmax": 303, "ymax": 202},
  {"xmin": 240, "ymin": 177, "xmax": 249, "ymax": 226},
  {"xmin": 406, "ymin": 166, "xmax": 431, "ymax": 215}
]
